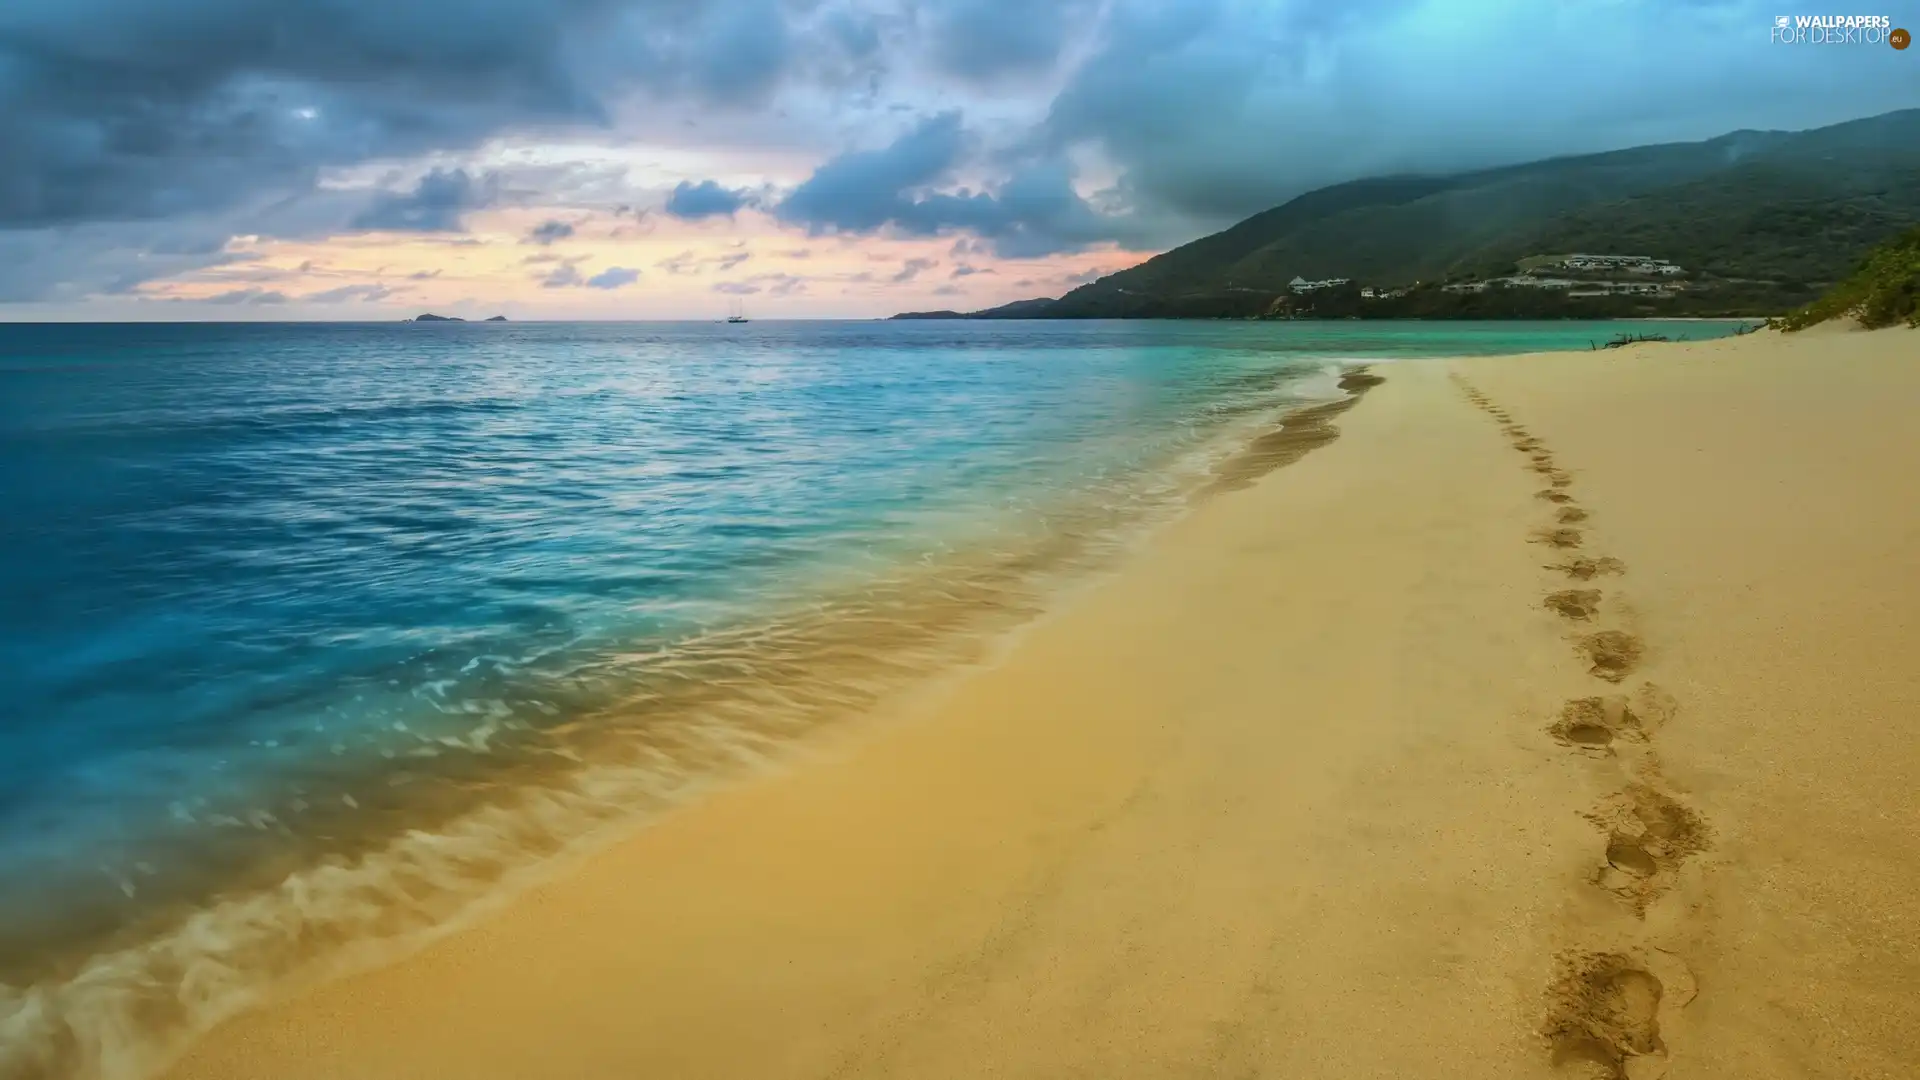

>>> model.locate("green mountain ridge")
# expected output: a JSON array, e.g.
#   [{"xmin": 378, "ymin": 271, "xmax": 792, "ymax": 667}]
[{"xmin": 893, "ymin": 108, "xmax": 1920, "ymax": 320}]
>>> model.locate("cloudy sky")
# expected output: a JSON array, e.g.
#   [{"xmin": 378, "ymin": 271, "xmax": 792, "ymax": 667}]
[{"xmin": 2, "ymin": 0, "xmax": 1913, "ymax": 320}]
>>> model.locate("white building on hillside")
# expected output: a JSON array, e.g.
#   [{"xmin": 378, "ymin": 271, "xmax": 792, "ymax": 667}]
[
  {"xmin": 1558, "ymin": 254, "xmax": 1684, "ymax": 275},
  {"xmin": 1289, "ymin": 276, "xmax": 1352, "ymax": 293}
]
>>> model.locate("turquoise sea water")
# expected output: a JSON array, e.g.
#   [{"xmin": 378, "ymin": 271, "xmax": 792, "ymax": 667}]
[{"xmin": 0, "ymin": 318, "xmax": 1739, "ymax": 1078}]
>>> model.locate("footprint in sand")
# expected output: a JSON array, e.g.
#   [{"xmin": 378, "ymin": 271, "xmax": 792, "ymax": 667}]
[
  {"xmin": 1538, "ymin": 489, "xmax": 1576, "ymax": 505},
  {"xmin": 1551, "ymin": 697, "xmax": 1632, "ymax": 749},
  {"xmin": 1543, "ymin": 952, "xmax": 1667, "ymax": 1079},
  {"xmin": 1579, "ymin": 631, "xmax": 1643, "ymax": 681},
  {"xmin": 1534, "ymin": 528, "xmax": 1585, "ymax": 550},
  {"xmin": 1552, "ymin": 556, "xmax": 1626, "ymax": 580},
  {"xmin": 1557, "ymin": 507, "xmax": 1589, "ymax": 524},
  {"xmin": 1549, "ymin": 687, "xmax": 1674, "ymax": 751},
  {"xmin": 1545, "ymin": 589, "xmax": 1603, "ymax": 621},
  {"xmin": 1585, "ymin": 785, "xmax": 1710, "ymax": 914}
]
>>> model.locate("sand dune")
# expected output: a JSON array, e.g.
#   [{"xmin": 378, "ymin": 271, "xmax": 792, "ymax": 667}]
[{"xmin": 164, "ymin": 327, "xmax": 1919, "ymax": 1080}]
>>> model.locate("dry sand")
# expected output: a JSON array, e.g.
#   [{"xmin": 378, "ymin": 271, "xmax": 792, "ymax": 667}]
[{"xmin": 164, "ymin": 327, "xmax": 1919, "ymax": 1080}]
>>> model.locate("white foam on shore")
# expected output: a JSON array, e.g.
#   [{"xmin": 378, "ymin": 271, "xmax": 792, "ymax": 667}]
[{"xmin": 0, "ymin": 362, "xmax": 1361, "ymax": 1080}]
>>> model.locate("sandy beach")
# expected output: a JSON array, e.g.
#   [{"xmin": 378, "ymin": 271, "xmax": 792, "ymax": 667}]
[{"xmin": 162, "ymin": 326, "xmax": 1919, "ymax": 1080}]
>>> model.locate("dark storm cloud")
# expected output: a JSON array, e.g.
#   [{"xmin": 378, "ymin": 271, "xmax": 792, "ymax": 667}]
[
  {"xmin": 8, "ymin": 0, "xmax": 1920, "ymax": 310},
  {"xmin": 0, "ymin": 0, "xmax": 836, "ymax": 304},
  {"xmin": 0, "ymin": 0, "xmax": 811, "ymax": 232},
  {"xmin": 663, "ymin": 180, "xmax": 754, "ymax": 220},
  {"xmin": 774, "ymin": 112, "xmax": 969, "ymax": 230},
  {"xmin": 922, "ymin": 0, "xmax": 1095, "ymax": 81},
  {"xmin": 822, "ymin": 8, "xmax": 883, "ymax": 59},
  {"xmin": 772, "ymin": 114, "xmax": 1158, "ymax": 256},
  {"xmin": 1, "ymin": 1, "xmax": 577, "ymax": 229},
  {"xmin": 349, "ymin": 169, "xmax": 500, "ymax": 232},
  {"xmin": 0, "ymin": 205, "xmax": 323, "ymax": 302},
  {"xmin": 681, "ymin": 0, "xmax": 793, "ymax": 104}
]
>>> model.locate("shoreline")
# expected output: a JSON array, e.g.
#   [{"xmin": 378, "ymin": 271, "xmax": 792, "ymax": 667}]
[
  {"xmin": 1, "ymin": 362, "xmax": 1370, "ymax": 1080},
  {"xmin": 161, "ymin": 350, "xmax": 1588, "ymax": 1079},
  {"xmin": 133, "ymin": 328, "xmax": 1920, "ymax": 1078}
]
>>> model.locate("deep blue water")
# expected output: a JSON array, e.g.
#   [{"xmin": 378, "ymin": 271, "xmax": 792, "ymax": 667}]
[{"xmin": 0, "ymin": 318, "xmax": 1740, "ymax": 1075}]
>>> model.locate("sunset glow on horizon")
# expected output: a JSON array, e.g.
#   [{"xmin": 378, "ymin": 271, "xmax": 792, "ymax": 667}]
[{"xmin": 2, "ymin": 0, "xmax": 1912, "ymax": 321}]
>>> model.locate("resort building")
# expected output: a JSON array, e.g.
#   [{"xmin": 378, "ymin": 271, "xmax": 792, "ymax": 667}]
[
  {"xmin": 1289, "ymin": 276, "xmax": 1352, "ymax": 293},
  {"xmin": 1556, "ymin": 254, "xmax": 1685, "ymax": 275}
]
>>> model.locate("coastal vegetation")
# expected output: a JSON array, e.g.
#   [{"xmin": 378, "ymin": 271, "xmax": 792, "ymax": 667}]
[
  {"xmin": 894, "ymin": 108, "xmax": 1920, "ymax": 322},
  {"xmin": 1777, "ymin": 226, "xmax": 1920, "ymax": 330}
]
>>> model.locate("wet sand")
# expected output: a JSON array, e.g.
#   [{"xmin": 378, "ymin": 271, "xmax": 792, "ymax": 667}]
[{"xmin": 164, "ymin": 327, "xmax": 1919, "ymax": 1080}]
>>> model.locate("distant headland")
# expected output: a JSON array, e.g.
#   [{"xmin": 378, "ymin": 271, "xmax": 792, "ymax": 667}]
[
  {"xmin": 891, "ymin": 107, "xmax": 1920, "ymax": 323},
  {"xmin": 412, "ymin": 314, "xmax": 509, "ymax": 322}
]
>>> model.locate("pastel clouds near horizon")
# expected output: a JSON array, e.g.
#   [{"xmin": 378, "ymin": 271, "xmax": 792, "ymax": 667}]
[{"xmin": 0, "ymin": 0, "xmax": 1912, "ymax": 320}]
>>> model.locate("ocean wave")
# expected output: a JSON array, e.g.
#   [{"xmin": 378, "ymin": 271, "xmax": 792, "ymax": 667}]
[{"xmin": 0, "ymin": 376, "xmax": 1356, "ymax": 1080}]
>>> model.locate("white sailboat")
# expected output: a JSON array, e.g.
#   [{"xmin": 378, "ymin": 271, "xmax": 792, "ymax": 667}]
[{"xmin": 724, "ymin": 299, "xmax": 750, "ymax": 324}]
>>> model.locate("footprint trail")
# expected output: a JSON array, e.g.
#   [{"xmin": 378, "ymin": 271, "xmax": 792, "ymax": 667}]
[{"xmin": 1451, "ymin": 373, "xmax": 1711, "ymax": 1078}]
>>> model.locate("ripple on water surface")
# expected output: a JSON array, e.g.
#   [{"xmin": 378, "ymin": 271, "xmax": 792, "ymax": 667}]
[{"xmin": 0, "ymin": 318, "xmax": 1742, "ymax": 1079}]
